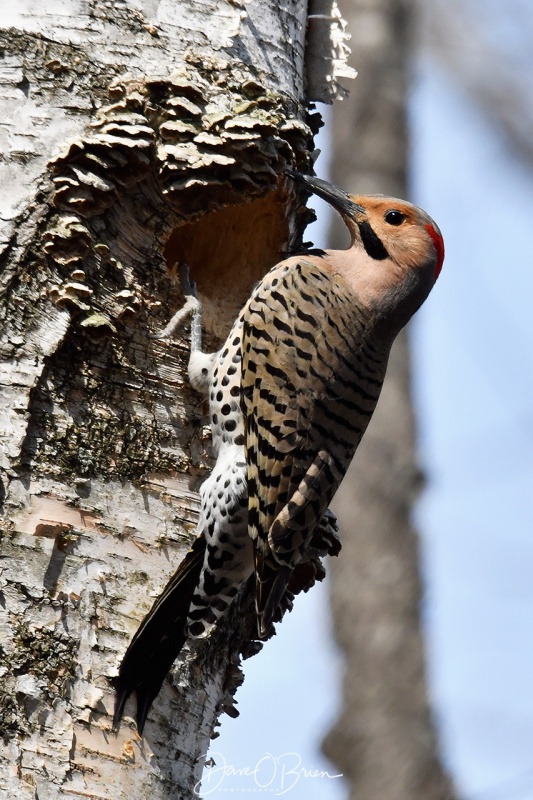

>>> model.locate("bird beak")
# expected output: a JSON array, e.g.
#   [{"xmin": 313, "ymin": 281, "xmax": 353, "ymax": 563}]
[{"xmin": 286, "ymin": 171, "xmax": 366, "ymax": 217}]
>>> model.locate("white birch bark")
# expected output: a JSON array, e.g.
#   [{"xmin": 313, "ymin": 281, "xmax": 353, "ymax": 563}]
[{"xmin": 0, "ymin": 1, "xmax": 353, "ymax": 797}]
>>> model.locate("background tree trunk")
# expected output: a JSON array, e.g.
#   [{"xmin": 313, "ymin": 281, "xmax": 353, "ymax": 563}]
[
  {"xmin": 0, "ymin": 2, "xmax": 353, "ymax": 798},
  {"xmin": 323, "ymin": 2, "xmax": 457, "ymax": 798}
]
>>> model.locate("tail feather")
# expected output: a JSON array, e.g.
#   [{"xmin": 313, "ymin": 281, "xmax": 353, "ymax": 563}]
[
  {"xmin": 254, "ymin": 547, "xmax": 291, "ymax": 640},
  {"xmin": 113, "ymin": 534, "xmax": 207, "ymax": 733}
]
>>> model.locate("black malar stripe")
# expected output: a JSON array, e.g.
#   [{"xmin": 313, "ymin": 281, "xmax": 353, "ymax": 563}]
[{"xmin": 358, "ymin": 220, "xmax": 389, "ymax": 260}]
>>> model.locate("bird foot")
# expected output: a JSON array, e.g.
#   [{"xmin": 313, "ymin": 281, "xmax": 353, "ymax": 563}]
[{"xmin": 151, "ymin": 263, "xmax": 202, "ymax": 341}]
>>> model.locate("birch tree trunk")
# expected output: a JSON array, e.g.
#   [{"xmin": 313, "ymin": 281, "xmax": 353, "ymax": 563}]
[
  {"xmin": 0, "ymin": 2, "xmax": 352, "ymax": 798},
  {"xmin": 323, "ymin": 1, "xmax": 457, "ymax": 798}
]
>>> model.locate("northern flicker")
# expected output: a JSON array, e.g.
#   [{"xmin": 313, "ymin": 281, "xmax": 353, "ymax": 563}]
[{"xmin": 113, "ymin": 172, "xmax": 444, "ymax": 733}]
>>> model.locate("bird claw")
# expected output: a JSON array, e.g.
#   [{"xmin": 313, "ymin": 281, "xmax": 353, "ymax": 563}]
[
  {"xmin": 151, "ymin": 263, "xmax": 202, "ymax": 341},
  {"xmin": 178, "ymin": 263, "xmax": 197, "ymax": 299}
]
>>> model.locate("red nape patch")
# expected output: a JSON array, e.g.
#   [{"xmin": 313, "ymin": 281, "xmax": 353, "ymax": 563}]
[{"xmin": 425, "ymin": 224, "xmax": 445, "ymax": 279}]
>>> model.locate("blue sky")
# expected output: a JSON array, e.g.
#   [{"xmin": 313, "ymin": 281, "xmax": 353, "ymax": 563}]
[
  {"xmin": 202, "ymin": 38, "xmax": 533, "ymax": 800},
  {"xmin": 412, "ymin": 58, "xmax": 533, "ymax": 799}
]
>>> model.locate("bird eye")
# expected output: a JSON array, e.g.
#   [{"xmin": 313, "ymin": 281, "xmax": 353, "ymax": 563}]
[{"xmin": 384, "ymin": 210, "xmax": 405, "ymax": 226}]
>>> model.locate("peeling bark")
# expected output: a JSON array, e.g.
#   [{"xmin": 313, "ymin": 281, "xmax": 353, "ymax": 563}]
[{"xmin": 0, "ymin": 2, "xmax": 354, "ymax": 798}]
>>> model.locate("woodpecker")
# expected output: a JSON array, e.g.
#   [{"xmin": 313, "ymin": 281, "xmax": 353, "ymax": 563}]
[{"xmin": 113, "ymin": 172, "xmax": 444, "ymax": 733}]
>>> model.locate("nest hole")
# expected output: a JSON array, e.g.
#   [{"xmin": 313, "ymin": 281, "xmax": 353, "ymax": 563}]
[{"xmin": 164, "ymin": 183, "xmax": 293, "ymax": 340}]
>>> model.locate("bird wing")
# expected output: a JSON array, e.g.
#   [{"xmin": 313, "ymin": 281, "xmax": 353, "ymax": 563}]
[{"xmin": 241, "ymin": 257, "xmax": 381, "ymax": 636}]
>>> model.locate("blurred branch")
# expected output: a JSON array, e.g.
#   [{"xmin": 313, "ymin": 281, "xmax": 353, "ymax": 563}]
[{"xmin": 422, "ymin": 0, "xmax": 533, "ymax": 165}]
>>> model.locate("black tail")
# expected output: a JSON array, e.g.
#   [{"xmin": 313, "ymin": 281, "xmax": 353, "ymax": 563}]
[
  {"xmin": 113, "ymin": 534, "xmax": 207, "ymax": 734},
  {"xmin": 254, "ymin": 547, "xmax": 291, "ymax": 640}
]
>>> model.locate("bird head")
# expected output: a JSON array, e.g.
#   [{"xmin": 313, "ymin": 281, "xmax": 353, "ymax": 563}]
[
  {"xmin": 287, "ymin": 171, "xmax": 444, "ymax": 331},
  {"xmin": 287, "ymin": 171, "xmax": 444, "ymax": 284}
]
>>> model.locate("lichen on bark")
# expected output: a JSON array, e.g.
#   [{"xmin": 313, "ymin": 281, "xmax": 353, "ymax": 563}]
[{"xmin": 0, "ymin": 1, "xmax": 354, "ymax": 796}]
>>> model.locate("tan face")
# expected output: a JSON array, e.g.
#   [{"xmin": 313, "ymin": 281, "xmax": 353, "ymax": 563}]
[{"xmin": 350, "ymin": 195, "xmax": 445, "ymax": 281}]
